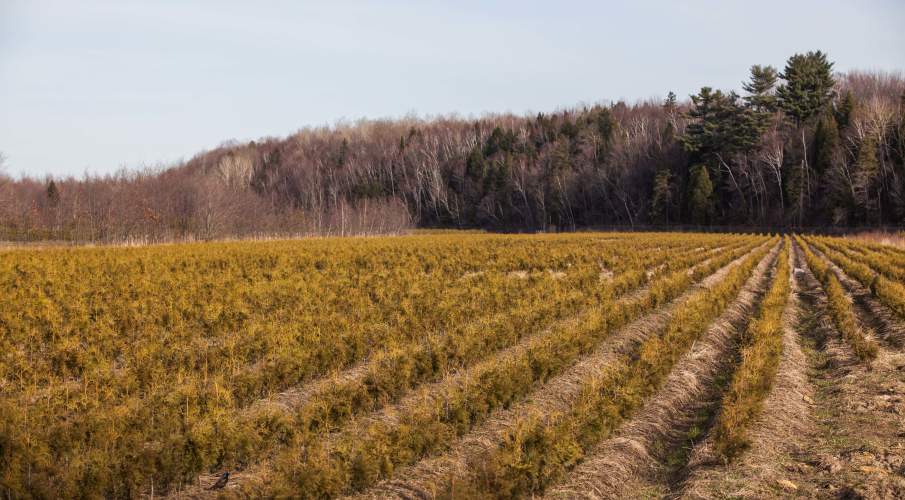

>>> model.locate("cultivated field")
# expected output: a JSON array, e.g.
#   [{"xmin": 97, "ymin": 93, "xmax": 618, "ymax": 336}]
[{"xmin": 2, "ymin": 232, "xmax": 904, "ymax": 498}]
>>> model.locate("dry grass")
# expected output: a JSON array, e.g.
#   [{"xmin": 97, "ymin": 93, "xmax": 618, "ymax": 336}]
[
  {"xmin": 347, "ymin": 242, "xmax": 768, "ymax": 500},
  {"xmin": 796, "ymin": 237, "xmax": 879, "ymax": 363},
  {"xmin": 544, "ymin": 242, "xmax": 779, "ymax": 499},
  {"xmin": 678, "ymin": 242, "xmax": 816, "ymax": 499},
  {"xmin": 4, "ymin": 232, "xmax": 742, "ymax": 498},
  {"xmin": 711, "ymin": 238, "xmax": 791, "ymax": 460},
  {"xmin": 846, "ymin": 230, "xmax": 905, "ymax": 249},
  {"xmin": 431, "ymin": 242, "xmax": 776, "ymax": 499}
]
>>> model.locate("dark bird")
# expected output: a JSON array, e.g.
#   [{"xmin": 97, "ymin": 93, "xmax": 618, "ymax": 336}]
[{"xmin": 208, "ymin": 471, "xmax": 229, "ymax": 490}]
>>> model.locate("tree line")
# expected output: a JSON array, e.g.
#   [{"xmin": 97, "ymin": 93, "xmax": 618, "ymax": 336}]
[{"xmin": 1, "ymin": 51, "xmax": 903, "ymax": 242}]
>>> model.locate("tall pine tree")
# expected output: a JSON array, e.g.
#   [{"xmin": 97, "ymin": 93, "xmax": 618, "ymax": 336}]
[
  {"xmin": 650, "ymin": 169, "xmax": 673, "ymax": 224},
  {"xmin": 743, "ymin": 65, "xmax": 779, "ymax": 113},
  {"xmin": 46, "ymin": 180, "xmax": 60, "ymax": 207},
  {"xmin": 854, "ymin": 135, "xmax": 880, "ymax": 222},
  {"xmin": 688, "ymin": 164, "xmax": 713, "ymax": 225},
  {"xmin": 777, "ymin": 51, "xmax": 835, "ymax": 127},
  {"xmin": 777, "ymin": 51, "xmax": 836, "ymax": 226}
]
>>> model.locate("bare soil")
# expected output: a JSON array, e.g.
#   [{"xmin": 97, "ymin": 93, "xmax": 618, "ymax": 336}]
[
  {"xmin": 544, "ymin": 243, "xmax": 780, "ymax": 499},
  {"xmin": 667, "ymin": 241, "xmax": 905, "ymax": 499}
]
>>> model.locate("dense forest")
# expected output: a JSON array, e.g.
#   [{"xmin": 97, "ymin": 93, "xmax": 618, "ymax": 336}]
[{"xmin": 1, "ymin": 51, "xmax": 904, "ymax": 241}]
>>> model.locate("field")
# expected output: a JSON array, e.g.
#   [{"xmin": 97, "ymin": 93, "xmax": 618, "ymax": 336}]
[{"xmin": 2, "ymin": 232, "xmax": 905, "ymax": 499}]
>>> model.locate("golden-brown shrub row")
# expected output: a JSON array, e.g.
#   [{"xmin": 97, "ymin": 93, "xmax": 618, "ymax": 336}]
[
  {"xmin": 0, "ymin": 232, "xmax": 748, "ymax": 497},
  {"xmin": 155, "ymin": 239, "xmax": 737, "ymax": 488},
  {"xmin": 213, "ymin": 240, "xmax": 742, "ymax": 476},
  {"xmin": 712, "ymin": 237, "xmax": 790, "ymax": 459},
  {"xmin": 834, "ymin": 242, "xmax": 905, "ymax": 281},
  {"xmin": 837, "ymin": 237, "xmax": 905, "ymax": 275},
  {"xmin": 795, "ymin": 236, "xmax": 878, "ymax": 362},
  {"xmin": 249, "ymin": 237, "xmax": 765, "ymax": 497},
  {"xmin": 811, "ymin": 236, "xmax": 905, "ymax": 320},
  {"xmin": 436, "ymin": 239, "xmax": 777, "ymax": 498}
]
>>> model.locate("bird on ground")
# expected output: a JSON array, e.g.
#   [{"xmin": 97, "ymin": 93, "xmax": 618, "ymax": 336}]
[{"xmin": 208, "ymin": 471, "xmax": 229, "ymax": 490}]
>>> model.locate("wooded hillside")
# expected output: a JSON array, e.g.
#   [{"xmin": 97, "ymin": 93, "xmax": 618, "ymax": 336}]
[{"xmin": 2, "ymin": 52, "xmax": 903, "ymax": 241}]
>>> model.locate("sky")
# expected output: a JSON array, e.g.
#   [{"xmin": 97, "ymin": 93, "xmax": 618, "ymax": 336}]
[{"xmin": 1, "ymin": 0, "xmax": 904, "ymax": 178}]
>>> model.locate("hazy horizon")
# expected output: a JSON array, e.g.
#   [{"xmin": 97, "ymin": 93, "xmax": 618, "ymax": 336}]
[{"xmin": 2, "ymin": 0, "xmax": 904, "ymax": 178}]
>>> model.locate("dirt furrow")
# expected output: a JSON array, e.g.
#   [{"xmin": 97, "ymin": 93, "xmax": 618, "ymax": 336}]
[
  {"xmin": 167, "ymin": 245, "xmax": 739, "ymax": 498},
  {"xmin": 543, "ymin": 243, "xmax": 779, "ymax": 499},
  {"xmin": 675, "ymin": 242, "xmax": 816, "ymax": 498},
  {"xmin": 806, "ymin": 240, "xmax": 905, "ymax": 349},
  {"xmin": 738, "ymin": 240, "xmax": 905, "ymax": 499},
  {"xmin": 168, "ymin": 309, "xmax": 598, "ymax": 497},
  {"xmin": 222, "ymin": 244, "xmax": 725, "ymax": 425},
  {"xmin": 349, "ymin": 243, "xmax": 771, "ymax": 500}
]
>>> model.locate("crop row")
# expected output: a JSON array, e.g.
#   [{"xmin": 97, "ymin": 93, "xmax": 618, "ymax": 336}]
[
  {"xmin": 0, "ymin": 233, "xmax": 740, "ymax": 497},
  {"xmin": 830, "ymin": 237, "xmax": 905, "ymax": 275},
  {"xmin": 795, "ymin": 237, "xmax": 878, "ymax": 362},
  {"xmin": 807, "ymin": 236, "xmax": 905, "ymax": 320},
  {"xmin": 818, "ymin": 236, "xmax": 905, "ymax": 283},
  {"xmin": 245, "ymin": 237, "xmax": 766, "ymax": 497},
  {"xmin": 712, "ymin": 237, "xmax": 791, "ymax": 459},
  {"xmin": 154, "ymin": 237, "xmax": 739, "ymax": 491},
  {"xmin": 435, "ymin": 239, "xmax": 777, "ymax": 497},
  {"xmin": 214, "ymin": 240, "xmax": 739, "ymax": 467}
]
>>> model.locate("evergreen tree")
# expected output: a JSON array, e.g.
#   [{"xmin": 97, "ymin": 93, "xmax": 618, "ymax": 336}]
[
  {"xmin": 835, "ymin": 90, "xmax": 855, "ymax": 129},
  {"xmin": 591, "ymin": 106, "xmax": 616, "ymax": 161},
  {"xmin": 681, "ymin": 87, "xmax": 727, "ymax": 164},
  {"xmin": 688, "ymin": 164, "xmax": 713, "ymax": 224},
  {"xmin": 46, "ymin": 180, "xmax": 60, "ymax": 207},
  {"xmin": 777, "ymin": 51, "xmax": 836, "ymax": 126},
  {"xmin": 650, "ymin": 168, "xmax": 673, "ymax": 223},
  {"xmin": 813, "ymin": 113, "xmax": 840, "ymax": 175},
  {"xmin": 462, "ymin": 146, "xmax": 488, "ymax": 224},
  {"xmin": 551, "ymin": 140, "xmax": 573, "ymax": 173},
  {"xmin": 854, "ymin": 135, "xmax": 880, "ymax": 221},
  {"xmin": 337, "ymin": 138, "xmax": 349, "ymax": 167},
  {"xmin": 743, "ymin": 65, "xmax": 779, "ymax": 113},
  {"xmin": 484, "ymin": 127, "xmax": 516, "ymax": 157},
  {"xmin": 492, "ymin": 156, "xmax": 511, "ymax": 192},
  {"xmin": 592, "ymin": 107, "xmax": 615, "ymax": 143},
  {"xmin": 777, "ymin": 51, "xmax": 835, "ymax": 226},
  {"xmin": 682, "ymin": 87, "xmax": 762, "ymax": 223},
  {"xmin": 743, "ymin": 65, "xmax": 778, "ymax": 138},
  {"xmin": 813, "ymin": 113, "xmax": 844, "ymax": 222},
  {"xmin": 663, "ymin": 91, "xmax": 678, "ymax": 112},
  {"xmin": 683, "ymin": 88, "xmax": 762, "ymax": 163},
  {"xmin": 465, "ymin": 147, "xmax": 485, "ymax": 181}
]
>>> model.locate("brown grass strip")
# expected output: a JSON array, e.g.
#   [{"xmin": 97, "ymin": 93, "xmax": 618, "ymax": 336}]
[
  {"xmin": 345, "ymin": 242, "xmax": 771, "ymax": 500},
  {"xmin": 678, "ymin": 241, "xmax": 816, "ymax": 499},
  {"xmin": 796, "ymin": 237, "xmax": 878, "ymax": 363},
  {"xmin": 542, "ymin": 242, "xmax": 779, "ymax": 499}
]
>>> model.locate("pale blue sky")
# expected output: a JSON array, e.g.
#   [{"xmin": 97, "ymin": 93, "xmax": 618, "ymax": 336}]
[{"xmin": 1, "ymin": 0, "xmax": 903, "ymax": 178}]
